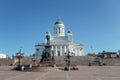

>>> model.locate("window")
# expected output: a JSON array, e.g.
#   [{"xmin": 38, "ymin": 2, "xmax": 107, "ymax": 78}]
[
  {"xmin": 56, "ymin": 30, "xmax": 57, "ymax": 34},
  {"xmin": 55, "ymin": 28, "xmax": 57, "ymax": 34},
  {"xmin": 36, "ymin": 48, "xmax": 39, "ymax": 51}
]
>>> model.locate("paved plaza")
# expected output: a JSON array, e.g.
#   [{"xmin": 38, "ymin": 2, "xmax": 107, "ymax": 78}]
[{"xmin": 0, "ymin": 66, "xmax": 120, "ymax": 80}]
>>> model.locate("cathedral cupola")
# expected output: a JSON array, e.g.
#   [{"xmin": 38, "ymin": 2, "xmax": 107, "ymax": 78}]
[
  {"xmin": 54, "ymin": 17, "xmax": 65, "ymax": 36},
  {"xmin": 54, "ymin": 19, "xmax": 64, "ymax": 25},
  {"xmin": 67, "ymin": 30, "xmax": 72, "ymax": 42}
]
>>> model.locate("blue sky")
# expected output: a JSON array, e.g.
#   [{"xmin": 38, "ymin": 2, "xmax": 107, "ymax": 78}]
[{"xmin": 0, "ymin": 0, "xmax": 120, "ymax": 57}]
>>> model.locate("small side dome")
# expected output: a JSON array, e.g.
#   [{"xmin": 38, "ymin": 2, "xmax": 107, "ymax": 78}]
[
  {"xmin": 67, "ymin": 30, "xmax": 72, "ymax": 33},
  {"xmin": 46, "ymin": 31, "xmax": 51, "ymax": 35}
]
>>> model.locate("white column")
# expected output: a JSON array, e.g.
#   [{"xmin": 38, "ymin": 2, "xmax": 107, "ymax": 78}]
[
  {"xmin": 77, "ymin": 49, "xmax": 80, "ymax": 56},
  {"xmin": 66, "ymin": 46, "xmax": 69, "ymax": 52},
  {"xmin": 55, "ymin": 46, "xmax": 57, "ymax": 56},
  {"xmin": 57, "ymin": 28, "xmax": 59, "ymax": 36},
  {"xmin": 75, "ymin": 49, "xmax": 77, "ymax": 56},
  {"xmin": 60, "ymin": 46, "xmax": 62, "ymax": 56},
  {"xmin": 80, "ymin": 48, "xmax": 83, "ymax": 56},
  {"xmin": 64, "ymin": 46, "xmax": 66, "ymax": 53}
]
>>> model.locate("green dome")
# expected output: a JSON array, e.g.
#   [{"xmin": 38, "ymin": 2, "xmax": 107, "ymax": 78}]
[
  {"xmin": 54, "ymin": 19, "xmax": 64, "ymax": 25},
  {"xmin": 68, "ymin": 30, "xmax": 72, "ymax": 33}
]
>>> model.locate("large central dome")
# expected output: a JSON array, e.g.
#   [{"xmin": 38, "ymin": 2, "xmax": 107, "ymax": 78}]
[
  {"xmin": 54, "ymin": 18, "xmax": 65, "ymax": 36},
  {"xmin": 54, "ymin": 18, "xmax": 64, "ymax": 25}
]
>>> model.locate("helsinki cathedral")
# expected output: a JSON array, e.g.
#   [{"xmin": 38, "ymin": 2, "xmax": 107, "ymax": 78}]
[{"xmin": 35, "ymin": 18, "xmax": 83, "ymax": 56}]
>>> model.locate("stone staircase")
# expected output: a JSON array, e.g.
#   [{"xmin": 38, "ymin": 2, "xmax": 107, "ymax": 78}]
[
  {"xmin": 1, "ymin": 56, "xmax": 120, "ymax": 66},
  {"xmin": 0, "ymin": 59, "xmax": 13, "ymax": 66}
]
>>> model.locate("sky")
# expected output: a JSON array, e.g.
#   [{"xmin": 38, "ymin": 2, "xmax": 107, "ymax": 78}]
[{"xmin": 0, "ymin": 0, "xmax": 120, "ymax": 57}]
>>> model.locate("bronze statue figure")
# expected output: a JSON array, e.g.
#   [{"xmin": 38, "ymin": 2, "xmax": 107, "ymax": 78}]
[{"xmin": 46, "ymin": 32, "xmax": 50, "ymax": 45}]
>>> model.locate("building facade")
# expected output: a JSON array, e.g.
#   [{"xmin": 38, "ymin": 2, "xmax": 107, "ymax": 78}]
[
  {"xmin": 35, "ymin": 18, "xmax": 83, "ymax": 56},
  {"xmin": 0, "ymin": 53, "xmax": 7, "ymax": 58},
  {"xmin": 98, "ymin": 51, "xmax": 118, "ymax": 58}
]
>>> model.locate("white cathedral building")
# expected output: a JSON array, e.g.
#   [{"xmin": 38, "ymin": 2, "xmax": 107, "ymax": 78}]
[{"xmin": 35, "ymin": 18, "xmax": 83, "ymax": 56}]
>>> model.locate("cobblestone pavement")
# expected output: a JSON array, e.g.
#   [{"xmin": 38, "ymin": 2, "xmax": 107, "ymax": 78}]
[{"xmin": 0, "ymin": 66, "xmax": 120, "ymax": 80}]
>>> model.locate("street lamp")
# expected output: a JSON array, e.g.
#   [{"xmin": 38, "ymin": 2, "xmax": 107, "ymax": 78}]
[
  {"xmin": 16, "ymin": 49, "xmax": 24, "ymax": 67},
  {"xmin": 64, "ymin": 49, "xmax": 74, "ymax": 71},
  {"xmin": 32, "ymin": 55, "xmax": 36, "ymax": 65}
]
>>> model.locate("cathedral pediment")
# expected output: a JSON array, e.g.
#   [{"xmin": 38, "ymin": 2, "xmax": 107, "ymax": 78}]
[{"xmin": 50, "ymin": 36, "xmax": 69, "ymax": 44}]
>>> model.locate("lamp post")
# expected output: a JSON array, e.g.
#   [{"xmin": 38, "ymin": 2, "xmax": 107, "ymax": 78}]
[
  {"xmin": 32, "ymin": 55, "xmax": 36, "ymax": 65},
  {"xmin": 16, "ymin": 49, "xmax": 24, "ymax": 67},
  {"xmin": 64, "ymin": 50, "xmax": 74, "ymax": 71}
]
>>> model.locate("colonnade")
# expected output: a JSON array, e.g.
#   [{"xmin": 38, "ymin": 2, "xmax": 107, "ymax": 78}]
[{"xmin": 51, "ymin": 45, "xmax": 82, "ymax": 56}]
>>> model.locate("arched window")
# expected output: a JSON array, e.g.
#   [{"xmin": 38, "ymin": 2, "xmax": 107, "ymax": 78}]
[
  {"xmin": 55, "ymin": 28, "xmax": 57, "ymax": 34},
  {"xmin": 59, "ymin": 28, "xmax": 60, "ymax": 33}
]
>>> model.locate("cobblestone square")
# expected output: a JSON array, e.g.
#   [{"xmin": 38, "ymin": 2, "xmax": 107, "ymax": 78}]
[{"xmin": 0, "ymin": 66, "xmax": 120, "ymax": 80}]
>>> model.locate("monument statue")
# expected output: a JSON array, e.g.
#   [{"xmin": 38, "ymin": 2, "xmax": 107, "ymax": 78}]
[
  {"xmin": 40, "ymin": 31, "xmax": 55, "ymax": 67},
  {"xmin": 14, "ymin": 49, "xmax": 24, "ymax": 71},
  {"xmin": 46, "ymin": 32, "xmax": 50, "ymax": 45}
]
